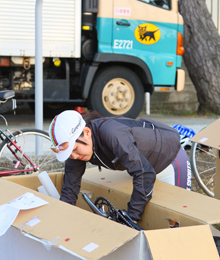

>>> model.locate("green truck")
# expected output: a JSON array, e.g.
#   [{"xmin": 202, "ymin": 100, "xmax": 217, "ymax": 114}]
[{"xmin": 0, "ymin": 0, "xmax": 184, "ymax": 118}]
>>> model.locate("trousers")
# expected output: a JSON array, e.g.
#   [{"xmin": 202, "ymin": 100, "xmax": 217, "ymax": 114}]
[{"xmin": 156, "ymin": 146, "xmax": 191, "ymax": 190}]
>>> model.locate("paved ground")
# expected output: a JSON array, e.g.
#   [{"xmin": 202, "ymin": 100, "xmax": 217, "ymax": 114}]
[
  {"xmin": 137, "ymin": 112, "xmax": 218, "ymax": 133},
  {"xmin": 1, "ymin": 106, "xmax": 219, "ymax": 135}
]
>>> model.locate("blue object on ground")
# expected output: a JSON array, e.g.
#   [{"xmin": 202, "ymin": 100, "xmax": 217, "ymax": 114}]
[{"xmin": 173, "ymin": 124, "xmax": 196, "ymax": 138}]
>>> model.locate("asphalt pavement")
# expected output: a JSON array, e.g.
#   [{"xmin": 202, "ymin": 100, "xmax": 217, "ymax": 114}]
[
  {"xmin": 1, "ymin": 105, "xmax": 219, "ymax": 135},
  {"xmin": 137, "ymin": 113, "xmax": 219, "ymax": 134}
]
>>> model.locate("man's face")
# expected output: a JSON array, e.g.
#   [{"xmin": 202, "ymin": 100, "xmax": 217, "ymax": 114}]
[{"xmin": 69, "ymin": 127, "xmax": 93, "ymax": 161}]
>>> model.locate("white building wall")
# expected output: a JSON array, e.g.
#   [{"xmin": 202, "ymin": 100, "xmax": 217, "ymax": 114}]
[
  {"xmin": 205, "ymin": 0, "xmax": 220, "ymax": 34},
  {"xmin": 0, "ymin": 0, "xmax": 81, "ymax": 58}
]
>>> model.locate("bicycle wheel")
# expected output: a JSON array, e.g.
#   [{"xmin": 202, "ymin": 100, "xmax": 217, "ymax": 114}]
[
  {"xmin": 190, "ymin": 141, "xmax": 216, "ymax": 197},
  {"xmin": 0, "ymin": 128, "xmax": 64, "ymax": 176}
]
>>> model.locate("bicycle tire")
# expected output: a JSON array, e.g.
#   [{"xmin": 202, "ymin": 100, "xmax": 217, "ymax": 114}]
[
  {"xmin": 190, "ymin": 141, "xmax": 215, "ymax": 197},
  {"xmin": 0, "ymin": 128, "xmax": 64, "ymax": 176}
]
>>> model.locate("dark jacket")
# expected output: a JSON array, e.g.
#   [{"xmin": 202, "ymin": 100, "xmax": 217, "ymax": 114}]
[{"xmin": 60, "ymin": 117, "xmax": 181, "ymax": 221}]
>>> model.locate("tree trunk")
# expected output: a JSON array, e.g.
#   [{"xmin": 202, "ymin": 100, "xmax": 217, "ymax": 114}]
[{"xmin": 179, "ymin": 0, "xmax": 220, "ymax": 114}]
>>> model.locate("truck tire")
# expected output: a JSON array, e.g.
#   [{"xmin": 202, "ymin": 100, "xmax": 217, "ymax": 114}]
[{"xmin": 87, "ymin": 66, "xmax": 145, "ymax": 118}]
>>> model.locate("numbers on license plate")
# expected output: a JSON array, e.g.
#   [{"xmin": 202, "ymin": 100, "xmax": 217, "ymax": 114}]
[{"xmin": 114, "ymin": 40, "xmax": 133, "ymax": 49}]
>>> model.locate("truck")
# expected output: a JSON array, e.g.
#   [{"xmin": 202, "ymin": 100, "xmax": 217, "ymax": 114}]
[{"xmin": 0, "ymin": 0, "xmax": 185, "ymax": 118}]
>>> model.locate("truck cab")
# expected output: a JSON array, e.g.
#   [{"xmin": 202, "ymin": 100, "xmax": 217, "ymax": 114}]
[{"xmin": 85, "ymin": 0, "xmax": 184, "ymax": 118}]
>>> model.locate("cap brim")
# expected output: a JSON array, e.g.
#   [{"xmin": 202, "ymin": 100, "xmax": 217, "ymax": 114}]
[{"xmin": 55, "ymin": 138, "xmax": 76, "ymax": 162}]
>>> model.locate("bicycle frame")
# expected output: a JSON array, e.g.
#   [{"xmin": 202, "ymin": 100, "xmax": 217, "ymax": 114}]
[{"xmin": 0, "ymin": 129, "xmax": 39, "ymax": 176}]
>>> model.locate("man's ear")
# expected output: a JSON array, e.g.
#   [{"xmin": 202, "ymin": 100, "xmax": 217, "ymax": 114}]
[{"xmin": 83, "ymin": 126, "xmax": 92, "ymax": 137}]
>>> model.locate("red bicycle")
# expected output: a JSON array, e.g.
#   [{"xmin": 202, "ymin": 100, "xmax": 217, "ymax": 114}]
[{"xmin": 0, "ymin": 90, "xmax": 64, "ymax": 176}]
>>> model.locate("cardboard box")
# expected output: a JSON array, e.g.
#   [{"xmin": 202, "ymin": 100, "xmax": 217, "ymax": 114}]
[
  {"xmin": 2, "ymin": 169, "xmax": 220, "ymax": 260},
  {"xmin": 190, "ymin": 118, "xmax": 220, "ymax": 199},
  {"xmin": 0, "ymin": 178, "xmax": 140, "ymax": 260},
  {"xmin": 79, "ymin": 168, "xmax": 220, "ymax": 230}
]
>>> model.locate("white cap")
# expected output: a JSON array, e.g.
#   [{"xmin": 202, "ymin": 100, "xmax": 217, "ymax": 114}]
[{"xmin": 49, "ymin": 110, "xmax": 86, "ymax": 162}]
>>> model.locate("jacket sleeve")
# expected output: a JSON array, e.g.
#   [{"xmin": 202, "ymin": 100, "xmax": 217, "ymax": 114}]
[
  {"xmin": 60, "ymin": 158, "xmax": 86, "ymax": 205},
  {"xmin": 127, "ymin": 152, "xmax": 156, "ymax": 221},
  {"xmin": 99, "ymin": 122, "xmax": 156, "ymax": 222}
]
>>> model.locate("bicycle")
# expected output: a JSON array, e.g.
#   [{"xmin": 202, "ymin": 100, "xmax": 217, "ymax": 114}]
[
  {"xmin": 190, "ymin": 141, "xmax": 215, "ymax": 197},
  {"xmin": 81, "ymin": 192, "xmax": 143, "ymax": 231},
  {"xmin": 0, "ymin": 90, "xmax": 64, "ymax": 176},
  {"xmin": 174, "ymin": 124, "xmax": 215, "ymax": 197}
]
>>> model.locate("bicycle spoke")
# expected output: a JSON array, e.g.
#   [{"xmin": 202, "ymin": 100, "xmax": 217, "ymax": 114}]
[
  {"xmin": 26, "ymin": 155, "xmax": 63, "ymax": 172},
  {"xmin": 35, "ymin": 154, "xmax": 54, "ymax": 168},
  {"xmin": 195, "ymin": 159, "xmax": 216, "ymax": 165},
  {"xmin": 205, "ymin": 173, "xmax": 216, "ymax": 186},
  {"xmin": 191, "ymin": 141, "xmax": 216, "ymax": 197},
  {"xmin": 0, "ymin": 129, "xmax": 64, "ymax": 176},
  {"xmin": 196, "ymin": 147, "xmax": 216, "ymax": 158},
  {"xmin": 198, "ymin": 166, "xmax": 216, "ymax": 175}
]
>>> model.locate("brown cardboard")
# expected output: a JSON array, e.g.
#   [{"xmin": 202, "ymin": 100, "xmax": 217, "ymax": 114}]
[
  {"xmin": 5, "ymin": 169, "xmax": 220, "ymax": 227},
  {"xmin": 144, "ymin": 225, "xmax": 218, "ymax": 260},
  {"xmin": 4, "ymin": 172, "xmax": 63, "ymax": 193},
  {"xmin": 190, "ymin": 118, "xmax": 220, "ymax": 149},
  {"xmin": 190, "ymin": 118, "xmax": 220, "ymax": 200},
  {"xmin": 215, "ymin": 156, "xmax": 220, "ymax": 201},
  {"xmin": 79, "ymin": 168, "xmax": 220, "ymax": 229},
  {"xmin": 0, "ymin": 178, "xmax": 140, "ymax": 260},
  {"xmin": 2, "ymin": 170, "xmax": 220, "ymax": 259}
]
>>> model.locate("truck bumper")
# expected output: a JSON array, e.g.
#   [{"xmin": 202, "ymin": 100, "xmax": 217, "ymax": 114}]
[
  {"xmin": 176, "ymin": 69, "xmax": 185, "ymax": 92},
  {"xmin": 153, "ymin": 69, "xmax": 185, "ymax": 92}
]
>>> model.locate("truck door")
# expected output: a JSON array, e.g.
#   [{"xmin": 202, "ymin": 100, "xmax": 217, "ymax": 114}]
[{"xmin": 112, "ymin": 0, "xmax": 179, "ymax": 87}]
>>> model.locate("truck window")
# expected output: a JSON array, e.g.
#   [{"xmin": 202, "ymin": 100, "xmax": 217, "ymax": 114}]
[{"xmin": 138, "ymin": 0, "xmax": 170, "ymax": 10}]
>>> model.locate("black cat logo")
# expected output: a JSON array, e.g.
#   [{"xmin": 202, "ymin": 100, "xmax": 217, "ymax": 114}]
[
  {"xmin": 138, "ymin": 25, "xmax": 159, "ymax": 42},
  {"xmin": 134, "ymin": 23, "xmax": 161, "ymax": 45}
]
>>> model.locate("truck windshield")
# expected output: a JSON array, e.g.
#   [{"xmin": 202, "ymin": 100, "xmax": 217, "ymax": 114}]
[{"xmin": 138, "ymin": 0, "xmax": 171, "ymax": 10}]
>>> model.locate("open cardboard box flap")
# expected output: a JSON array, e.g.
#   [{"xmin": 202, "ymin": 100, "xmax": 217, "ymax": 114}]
[
  {"xmin": 144, "ymin": 225, "xmax": 218, "ymax": 260},
  {"xmin": 0, "ymin": 178, "xmax": 140, "ymax": 260},
  {"xmin": 2, "ymin": 170, "xmax": 220, "ymax": 259},
  {"xmin": 7, "ymin": 169, "xmax": 220, "ymax": 226},
  {"xmin": 190, "ymin": 118, "xmax": 220, "ymax": 149},
  {"xmin": 80, "ymin": 168, "xmax": 220, "ymax": 226}
]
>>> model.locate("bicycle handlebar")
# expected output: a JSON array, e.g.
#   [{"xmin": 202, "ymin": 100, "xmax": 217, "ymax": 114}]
[
  {"xmin": 81, "ymin": 192, "xmax": 143, "ymax": 231},
  {"xmin": 81, "ymin": 192, "xmax": 108, "ymax": 218}
]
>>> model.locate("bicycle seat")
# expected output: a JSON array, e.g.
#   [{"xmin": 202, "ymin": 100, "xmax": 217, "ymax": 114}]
[{"xmin": 0, "ymin": 90, "xmax": 15, "ymax": 101}]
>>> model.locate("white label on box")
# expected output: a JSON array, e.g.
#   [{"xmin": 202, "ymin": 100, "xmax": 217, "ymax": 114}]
[
  {"xmin": 199, "ymin": 137, "xmax": 208, "ymax": 143},
  {"xmin": 82, "ymin": 242, "xmax": 99, "ymax": 252}
]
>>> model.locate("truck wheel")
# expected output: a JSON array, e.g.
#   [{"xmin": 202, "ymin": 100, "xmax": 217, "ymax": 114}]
[{"xmin": 87, "ymin": 66, "xmax": 144, "ymax": 118}]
